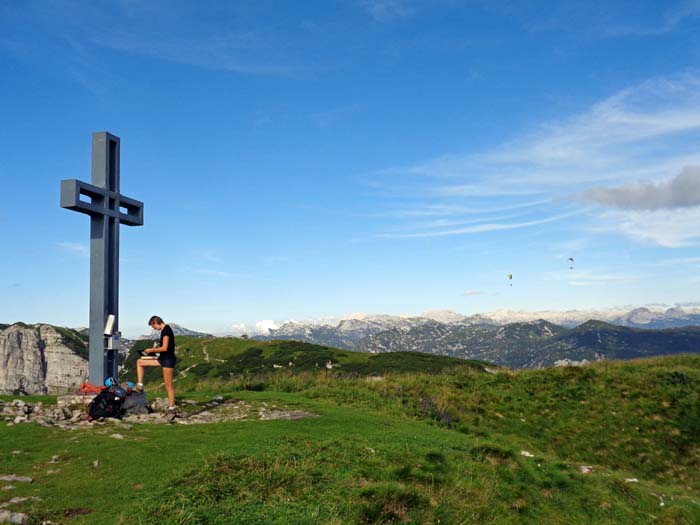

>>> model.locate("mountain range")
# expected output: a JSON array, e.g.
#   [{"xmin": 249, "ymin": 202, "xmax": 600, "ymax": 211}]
[
  {"xmin": 356, "ymin": 319, "xmax": 700, "ymax": 368},
  {"xmin": 250, "ymin": 306, "xmax": 700, "ymax": 350},
  {"xmin": 245, "ymin": 306, "xmax": 700, "ymax": 340}
]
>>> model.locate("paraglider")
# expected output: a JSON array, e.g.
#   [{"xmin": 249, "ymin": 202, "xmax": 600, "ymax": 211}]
[
  {"xmin": 568, "ymin": 257, "xmax": 574, "ymax": 270},
  {"xmin": 507, "ymin": 273, "xmax": 512, "ymax": 286}
]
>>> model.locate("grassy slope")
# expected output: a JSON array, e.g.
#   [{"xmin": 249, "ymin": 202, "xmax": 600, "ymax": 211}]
[
  {"xmin": 1, "ymin": 349, "xmax": 699, "ymax": 523},
  {"xmin": 124, "ymin": 337, "xmax": 490, "ymax": 386}
]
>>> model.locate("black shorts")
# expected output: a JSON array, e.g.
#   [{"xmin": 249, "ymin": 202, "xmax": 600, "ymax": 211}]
[{"xmin": 157, "ymin": 355, "xmax": 177, "ymax": 369}]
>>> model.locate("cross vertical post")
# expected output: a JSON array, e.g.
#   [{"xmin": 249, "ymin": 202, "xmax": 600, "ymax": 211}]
[{"xmin": 60, "ymin": 132, "xmax": 144, "ymax": 385}]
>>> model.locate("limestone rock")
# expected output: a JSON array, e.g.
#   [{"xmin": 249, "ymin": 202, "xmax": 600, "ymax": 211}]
[
  {"xmin": 0, "ymin": 476, "xmax": 32, "ymax": 483},
  {"xmin": 0, "ymin": 509, "xmax": 28, "ymax": 524},
  {"xmin": 0, "ymin": 324, "xmax": 88, "ymax": 395},
  {"xmin": 149, "ymin": 398, "xmax": 169, "ymax": 412}
]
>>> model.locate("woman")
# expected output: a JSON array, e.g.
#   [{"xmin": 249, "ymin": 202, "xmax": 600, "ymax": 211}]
[{"xmin": 136, "ymin": 315, "xmax": 176, "ymax": 412}]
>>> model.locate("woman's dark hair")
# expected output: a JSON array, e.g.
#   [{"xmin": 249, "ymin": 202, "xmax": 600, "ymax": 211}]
[{"xmin": 148, "ymin": 315, "xmax": 164, "ymax": 326}]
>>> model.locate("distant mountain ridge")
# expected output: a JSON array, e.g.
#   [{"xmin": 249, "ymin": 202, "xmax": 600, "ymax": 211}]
[
  {"xmin": 247, "ymin": 308, "xmax": 700, "ymax": 369},
  {"xmin": 356, "ymin": 319, "xmax": 700, "ymax": 368},
  {"xmin": 612, "ymin": 307, "xmax": 700, "ymax": 329},
  {"xmin": 136, "ymin": 323, "xmax": 213, "ymax": 340},
  {"xmin": 242, "ymin": 306, "xmax": 700, "ymax": 341},
  {"xmin": 254, "ymin": 316, "xmax": 431, "ymax": 349}
]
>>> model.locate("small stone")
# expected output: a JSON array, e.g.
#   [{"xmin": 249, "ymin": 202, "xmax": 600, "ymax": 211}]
[
  {"xmin": 0, "ymin": 475, "xmax": 32, "ymax": 483},
  {"xmin": 625, "ymin": 478, "xmax": 639, "ymax": 483},
  {"xmin": 520, "ymin": 450, "xmax": 534, "ymax": 458},
  {"xmin": 213, "ymin": 396, "xmax": 224, "ymax": 403},
  {"xmin": 1, "ymin": 486, "xmax": 14, "ymax": 491},
  {"xmin": 6, "ymin": 497, "xmax": 22, "ymax": 505},
  {"xmin": 61, "ymin": 408, "xmax": 72, "ymax": 420},
  {"xmin": 579, "ymin": 465, "xmax": 593, "ymax": 474},
  {"xmin": 12, "ymin": 417, "xmax": 27, "ymax": 425},
  {"xmin": 10, "ymin": 451, "xmax": 21, "ymax": 455},
  {"xmin": 92, "ymin": 460, "xmax": 100, "ymax": 469},
  {"xmin": 49, "ymin": 455, "xmax": 60, "ymax": 464},
  {"xmin": 0, "ymin": 509, "xmax": 27, "ymax": 524},
  {"xmin": 109, "ymin": 434, "xmax": 124, "ymax": 440}
]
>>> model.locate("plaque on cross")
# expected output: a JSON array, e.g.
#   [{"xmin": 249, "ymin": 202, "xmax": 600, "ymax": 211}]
[{"xmin": 60, "ymin": 132, "xmax": 144, "ymax": 384}]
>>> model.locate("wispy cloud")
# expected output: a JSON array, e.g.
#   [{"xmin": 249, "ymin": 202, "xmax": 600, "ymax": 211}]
[
  {"xmin": 586, "ymin": 207, "xmax": 700, "ymax": 248},
  {"xmin": 462, "ymin": 290, "xmax": 484, "ymax": 296},
  {"xmin": 553, "ymin": 269, "xmax": 641, "ymax": 287},
  {"xmin": 652, "ymin": 256, "xmax": 700, "ymax": 267},
  {"xmin": 359, "ymin": 0, "xmax": 416, "ymax": 21},
  {"xmin": 376, "ymin": 199, "xmax": 552, "ymax": 218},
  {"xmin": 7, "ymin": 3, "xmax": 302, "ymax": 81},
  {"xmin": 183, "ymin": 267, "xmax": 251, "ymax": 279},
  {"xmin": 605, "ymin": 0, "xmax": 700, "ymax": 36},
  {"xmin": 370, "ymin": 73, "xmax": 700, "ymax": 245},
  {"xmin": 57, "ymin": 242, "xmax": 89, "ymax": 257},
  {"xmin": 311, "ymin": 104, "xmax": 363, "ymax": 128},
  {"xmin": 92, "ymin": 33, "xmax": 298, "ymax": 76},
  {"xmin": 378, "ymin": 210, "xmax": 582, "ymax": 238}
]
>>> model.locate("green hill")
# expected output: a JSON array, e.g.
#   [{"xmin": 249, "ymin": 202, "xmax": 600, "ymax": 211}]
[
  {"xmin": 124, "ymin": 336, "xmax": 492, "ymax": 388},
  {"xmin": 2, "ymin": 344, "xmax": 700, "ymax": 523}
]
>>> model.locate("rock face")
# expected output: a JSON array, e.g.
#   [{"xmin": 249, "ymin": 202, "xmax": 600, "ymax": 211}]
[{"xmin": 0, "ymin": 324, "xmax": 88, "ymax": 395}]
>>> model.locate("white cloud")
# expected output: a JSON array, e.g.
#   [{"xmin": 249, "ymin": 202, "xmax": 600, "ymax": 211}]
[
  {"xmin": 57, "ymin": 242, "xmax": 89, "ymax": 257},
  {"xmin": 255, "ymin": 319, "xmax": 280, "ymax": 334},
  {"xmin": 581, "ymin": 167, "xmax": 700, "ymax": 210},
  {"xmin": 462, "ymin": 290, "xmax": 484, "ymax": 296}
]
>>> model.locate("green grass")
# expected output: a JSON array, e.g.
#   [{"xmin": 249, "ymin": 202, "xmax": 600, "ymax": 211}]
[
  {"xmin": 124, "ymin": 336, "xmax": 490, "ymax": 385},
  {"xmin": 2, "ymin": 353, "xmax": 700, "ymax": 523}
]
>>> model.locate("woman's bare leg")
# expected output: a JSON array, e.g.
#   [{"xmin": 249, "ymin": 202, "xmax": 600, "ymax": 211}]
[
  {"xmin": 162, "ymin": 367, "xmax": 175, "ymax": 408},
  {"xmin": 137, "ymin": 358, "xmax": 159, "ymax": 386}
]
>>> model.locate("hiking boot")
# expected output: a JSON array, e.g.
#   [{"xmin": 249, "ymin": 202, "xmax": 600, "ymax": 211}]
[
  {"xmin": 165, "ymin": 407, "xmax": 177, "ymax": 422},
  {"xmin": 136, "ymin": 383, "xmax": 145, "ymax": 393}
]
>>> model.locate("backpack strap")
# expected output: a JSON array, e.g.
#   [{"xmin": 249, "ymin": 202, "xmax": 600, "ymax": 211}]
[{"xmin": 79, "ymin": 381, "xmax": 106, "ymax": 418}]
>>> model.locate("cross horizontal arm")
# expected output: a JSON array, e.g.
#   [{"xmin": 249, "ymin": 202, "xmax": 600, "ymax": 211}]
[{"xmin": 60, "ymin": 179, "xmax": 144, "ymax": 226}]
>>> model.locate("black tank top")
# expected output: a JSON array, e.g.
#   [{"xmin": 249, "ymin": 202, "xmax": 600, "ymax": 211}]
[{"xmin": 159, "ymin": 325, "xmax": 176, "ymax": 357}]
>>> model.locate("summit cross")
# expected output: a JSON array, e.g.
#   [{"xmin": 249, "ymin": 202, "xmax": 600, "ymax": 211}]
[{"xmin": 60, "ymin": 132, "xmax": 144, "ymax": 384}]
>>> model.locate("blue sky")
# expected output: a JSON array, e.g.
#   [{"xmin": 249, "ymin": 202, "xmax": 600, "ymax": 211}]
[{"xmin": 1, "ymin": 0, "xmax": 700, "ymax": 336}]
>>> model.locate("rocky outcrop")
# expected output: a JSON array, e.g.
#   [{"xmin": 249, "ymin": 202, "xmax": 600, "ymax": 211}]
[{"xmin": 0, "ymin": 324, "xmax": 88, "ymax": 395}]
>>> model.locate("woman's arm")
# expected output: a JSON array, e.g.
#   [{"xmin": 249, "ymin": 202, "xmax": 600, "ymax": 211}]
[{"xmin": 148, "ymin": 335, "xmax": 169, "ymax": 353}]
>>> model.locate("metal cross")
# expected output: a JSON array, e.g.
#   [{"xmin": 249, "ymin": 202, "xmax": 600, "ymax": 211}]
[{"xmin": 60, "ymin": 132, "xmax": 144, "ymax": 384}]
